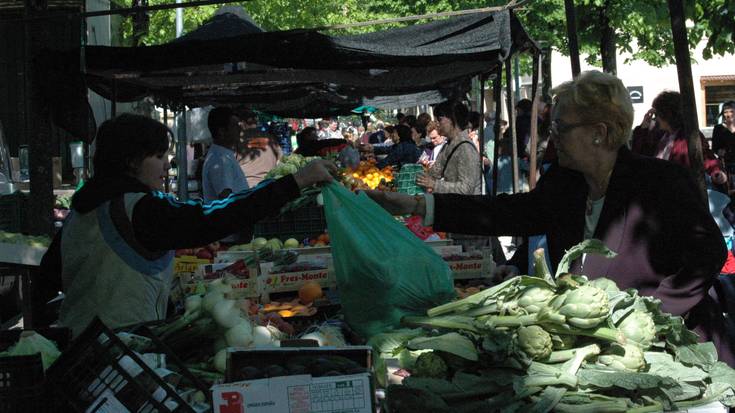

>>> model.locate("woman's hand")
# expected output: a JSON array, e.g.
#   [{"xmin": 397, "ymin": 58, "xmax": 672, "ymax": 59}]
[
  {"xmin": 293, "ymin": 159, "xmax": 337, "ymax": 188},
  {"xmin": 641, "ymin": 109, "xmax": 656, "ymax": 130},
  {"xmin": 416, "ymin": 173, "xmax": 436, "ymax": 191},
  {"xmin": 364, "ymin": 191, "xmax": 425, "ymax": 216}
]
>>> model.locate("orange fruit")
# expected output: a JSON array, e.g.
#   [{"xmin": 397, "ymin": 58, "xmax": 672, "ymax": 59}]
[{"xmin": 299, "ymin": 281, "xmax": 323, "ymax": 304}]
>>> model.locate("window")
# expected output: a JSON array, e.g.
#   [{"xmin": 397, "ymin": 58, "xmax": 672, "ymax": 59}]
[{"xmin": 701, "ymin": 77, "xmax": 735, "ymax": 126}]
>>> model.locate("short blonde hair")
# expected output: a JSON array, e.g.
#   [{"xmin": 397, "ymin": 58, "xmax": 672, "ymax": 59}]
[{"xmin": 551, "ymin": 70, "xmax": 634, "ymax": 149}]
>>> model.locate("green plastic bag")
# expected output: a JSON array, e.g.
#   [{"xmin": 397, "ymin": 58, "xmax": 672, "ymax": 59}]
[{"xmin": 322, "ymin": 183, "xmax": 455, "ymax": 339}]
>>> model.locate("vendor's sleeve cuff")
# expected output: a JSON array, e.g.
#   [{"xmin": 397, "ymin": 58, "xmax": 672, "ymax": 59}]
[{"xmin": 422, "ymin": 193, "xmax": 435, "ymax": 226}]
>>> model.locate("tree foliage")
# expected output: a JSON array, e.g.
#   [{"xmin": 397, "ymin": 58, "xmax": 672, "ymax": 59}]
[{"xmin": 117, "ymin": 0, "xmax": 734, "ymax": 68}]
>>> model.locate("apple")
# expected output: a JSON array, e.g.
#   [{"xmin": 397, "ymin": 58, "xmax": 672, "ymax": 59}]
[{"xmin": 284, "ymin": 238, "xmax": 299, "ymax": 249}]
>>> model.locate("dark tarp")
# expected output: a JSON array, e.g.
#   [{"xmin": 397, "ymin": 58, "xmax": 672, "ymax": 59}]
[
  {"xmin": 171, "ymin": 11, "xmax": 264, "ymax": 42},
  {"xmin": 43, "ymin": 9, "xmax": 537, "ymax": 138}
]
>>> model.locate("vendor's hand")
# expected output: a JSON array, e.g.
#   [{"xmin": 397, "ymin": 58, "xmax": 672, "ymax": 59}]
[
  {"xmin": 293, "ymin": 159, "xmax": 337, "ymax": 188},
  {"xmin": 641, "ymin": 108, "xmax": 656, "ymax": 130},
  {"xmin": 359, "ymin": 143, "xmax": 373, "ymax": 152},
  {"xmin": 416, "ymin": 173, "xmax": 436, "ymax": 191},
  {"xmin": 713, "ymin": 170, "xmax": 728, "ymax": 185},
  {"xmin": 363, "ymin": 190, "xmax": 424, "ymax": 216}
]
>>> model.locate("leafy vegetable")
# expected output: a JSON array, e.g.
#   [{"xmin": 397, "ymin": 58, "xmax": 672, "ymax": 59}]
[{"xmin": 407, "ymin": 332, "xmax": 479, "ymax": 361}]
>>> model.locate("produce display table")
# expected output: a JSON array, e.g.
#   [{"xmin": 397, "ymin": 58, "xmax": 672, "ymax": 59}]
[{"xmin": 0, "ymin": 242, "xmax": 47, "ymax": 328}]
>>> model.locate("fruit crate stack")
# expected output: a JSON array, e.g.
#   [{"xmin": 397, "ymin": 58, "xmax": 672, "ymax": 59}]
[
  {"xmin": 0, "ymin": 192, "xmax": 27, "ymax": 233},
  {"xmin": 254, "ymin": 200, "xmax": 326, "ymax": 242},
  {"xmin": 395, "ymin": 164, "xmax": 424, "ymax": 195}
]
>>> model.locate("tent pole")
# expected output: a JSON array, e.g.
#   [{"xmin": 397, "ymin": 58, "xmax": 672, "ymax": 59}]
[
  {"xmin": 506, "ymin": 58, "xmax": 519, "ymax": 193},
  {"xmin": 492, "ymin": 65, "xmax": 503, "ymax": 197},
  {"xmin": 478, "ymin": 75, "xmax": 486, "ymax": 193},
  {"xmin": 111, "ymin": 79, "xmax": 117, "ymax": 117},
  {"xmin": 529, "ymin": 52, "xmax": 541, "ymax": 190},
  {"xmin": 564, "ymin": 0, "xmax": 581, "ymax": 77}
]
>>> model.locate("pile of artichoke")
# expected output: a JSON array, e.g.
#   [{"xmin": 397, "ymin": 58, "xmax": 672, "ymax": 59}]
[{"xmin": 376, "ymin": 240, "xmax": 735, "ymax": 413}]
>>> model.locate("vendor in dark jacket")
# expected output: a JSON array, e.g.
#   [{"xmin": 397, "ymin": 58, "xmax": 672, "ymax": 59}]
[
  {"xmin": 376, "ymin": 124, "xmax": 421, "ymax": 169},
  {"xmin": 366, "ymin": 71, "xmax": 733, "ymax": 366},
  {"xmin": 40, "ymin": 114, "xmax": 336, "ymax": 336}
]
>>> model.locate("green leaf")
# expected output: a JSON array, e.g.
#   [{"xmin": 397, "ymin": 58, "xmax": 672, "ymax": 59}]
[
  {"xmin": 644, "ymin": 351, "xmax": 709, "ymax": 382},
  {"xmin": 407, "ymin": 332, "xmax": 479, "ymax": 361},
  {"xmin": 674, "ymin": 342, "xmax": 718, "ymax": 370},
  {"xmin": 530, "ymin": 386, "xmax": 567, "ymax": 413},
  {"xmin": 577, "ymin": 365, "xmax": 679, "ymax": 391},
  {"xmin": 555, "ymin": 239, "xmax": 617, "ymax": 277}
]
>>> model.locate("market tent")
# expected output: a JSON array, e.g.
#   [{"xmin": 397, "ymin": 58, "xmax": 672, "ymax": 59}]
[
  {"xmin": 170, "ymin": 8, "xmax": 264, "ymax": 42},
  {"xmin": 44, "ymin": 8, "xmax": 537, "ymax": 134}
]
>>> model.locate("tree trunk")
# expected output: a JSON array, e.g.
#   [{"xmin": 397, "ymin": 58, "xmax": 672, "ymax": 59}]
[
  {"xmin": 564, "ymin": 0, "xmax": 581, "ymax": 77},
  {"xmin": 667, "ymin": 0, "xmax": 707, "ymax": 204},
  {"xmin": 600, "ymin": 0, "xmax": 617, "ymax": 75}
]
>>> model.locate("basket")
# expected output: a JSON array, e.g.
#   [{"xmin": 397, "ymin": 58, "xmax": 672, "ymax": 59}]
[
  {"xmin": 0, "ymin": 354, "xmax": 45, "ymax": 413},
  {"xmin": 45, "ymin": 318, "xmax": 202, "ymax": 413},
  {"xmin": 395, "ymin": 164, "xmax": 424, "ymax": 195},
  {"xmin": 0, "ymin": 192, "xmax": 27, "ymax": 233},
  {"xmin": 254, "ymin": 201, "xmax": 326, "ymax": 241},
  {"xmin": 0, "ymin": 328, "xmax": 72, "ymax": 413}
]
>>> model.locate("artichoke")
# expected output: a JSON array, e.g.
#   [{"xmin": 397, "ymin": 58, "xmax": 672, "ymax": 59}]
[
  {"xmin": 598, "ymin": 343, "xmax": 646, "ymax": 371},
  {"xmin": 517, "ymin": 325, "xmax": 553, "ymax": 360},
  {"xmin": 617, "ymin": 310, "xmax": 656, "ymax": 349},
  {"xmin": 542, "ymin": 285, "xmax": 610, "ymax": 329},
  {"xmin": 588, "ymin": 277, "xmax": 620, "ymax": 294},
  {"xmin": 517, "ymin": 287, "xmax": 557, "ymax": 314},
  {"xmin": 412, "ymin": 352, "xmax": 449, "ymax": 379}
]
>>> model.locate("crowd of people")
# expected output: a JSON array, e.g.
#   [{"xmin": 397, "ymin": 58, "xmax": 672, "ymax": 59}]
[{"xmin": 38, "ymin": 69, "xmax": 735, "ymax": 366}]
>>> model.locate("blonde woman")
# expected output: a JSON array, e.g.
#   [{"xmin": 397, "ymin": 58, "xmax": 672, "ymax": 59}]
[{"xmin": 367, "ymin": 71, "xmax": 732, "ymax": 366}]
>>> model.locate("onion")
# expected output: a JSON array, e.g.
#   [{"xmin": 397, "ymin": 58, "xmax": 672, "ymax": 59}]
[
  {"xmin": 213, "ymin": 348, "xmax": 228, "ymax": 373},
  {"xmin": 252, "ymin": 326, "xmax": 273, "ymax": 347},
  {"xmin": 225, "ymin": 322, "xmax": 254, "ymax": 347},
  {"xmin": 202, "ymin": 291, "xmax": 224, "ymax": 314},
  {"xmin": 212, "ymin": 299, "xmax": 244, "ymax": 329},
  {"xmin": 184, "ymin": 295, "xmax": 202, "ymax": 314}
]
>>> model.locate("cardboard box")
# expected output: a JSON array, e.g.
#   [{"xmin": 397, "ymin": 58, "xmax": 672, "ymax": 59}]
[
  {"xmin": 259, "ymin": 268, "xmax": 335, "ymax": 294},
  {"xmin": 213, "ymin": 347, "xmax": 374, "ymax": 413},
  {"xmin": 439, "ymin": 247, "xmax": 495, "ymax": 280},
  {"xmin": 173, "ymin": 255, "xmax": 211, "ymax": 278},
  {"xmin": 192, "ymin": 259, "xmax": 260, "ymax": 298}
]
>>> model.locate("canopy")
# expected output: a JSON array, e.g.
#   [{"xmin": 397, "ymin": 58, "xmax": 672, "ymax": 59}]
[{"xmin": 43, "ymin": 8, "xmax": 537, "ymax": 137}]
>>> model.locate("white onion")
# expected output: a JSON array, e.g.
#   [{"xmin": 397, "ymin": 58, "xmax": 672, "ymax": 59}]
[
  {"xmin": 184, "ymin": 295, "xmax": 202, "ymax": 314},
  {"xmin": 225, "ymin": 322, "xmax": 254, "ymax": 347},
  {"xmin": 252, "ymin": 326, "xmax": 273, "ymax": 347},
  {"xmin": 202, "ymin": 291, "xmax": 224, "ymax": 314},
  {"xmin": 213, "ymin": 348, "xmax": 228, "ymax": 373},
  {"xmin": 212, "ymin": 299, "xmax": 243, "ymax": 329}
]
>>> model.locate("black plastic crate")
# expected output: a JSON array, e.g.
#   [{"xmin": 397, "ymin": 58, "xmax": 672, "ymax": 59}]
[
  {"xmin": 0, "ymin": 192, "xmax": 27, "ymax": 233},
  {"xmin": 46, "ymin": 318, "xmax": 201, "ymax": 413},
  {"xmin": 254, "ymin": 202, "xmax": 326, "ymax": 241},
  {"xmin": 0, "ymin": 354, "xmax": 45, "ymax": 413}
]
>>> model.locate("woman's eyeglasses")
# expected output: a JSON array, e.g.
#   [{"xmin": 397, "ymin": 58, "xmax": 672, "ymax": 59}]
[{"xmin": 550, "ymin": 120, "xmax": 593, "ymax": 138}]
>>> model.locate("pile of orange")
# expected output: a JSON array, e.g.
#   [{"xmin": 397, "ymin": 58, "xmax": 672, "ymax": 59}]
[{"xmin": 342, "ymin": 160, "xmax": 394, "ymax": 190}]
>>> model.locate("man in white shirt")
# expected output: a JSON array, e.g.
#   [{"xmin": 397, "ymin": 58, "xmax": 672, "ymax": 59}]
[{"xmin": 202, "ymin": 107, "xmax": 249, "ymax": 202}]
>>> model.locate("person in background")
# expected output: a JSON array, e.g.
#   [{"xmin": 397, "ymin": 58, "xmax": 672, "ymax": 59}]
[
  {"xmin": 401, "ymin": 114, "xmax": 417, "ymax": 128},
  {"xmin": 366, "ymin": 121, "xmax": 386, "ymax": 144},
  {"xmin": 366, "ymin": 71, "xmax": 733, "ymax": 366},
  {"xmin": 712, "ymin": 101, "xmax": 735, "ymax": 183},
  {"xmin": 326, "ymin": 120, "xmax": 343, "ymax": 140},
  {"xmin": 418, "ymin": 120, "xmax": 446, "ymax": 168},
  {"xmin": 237, "ymin": 108, "xmax": 258, "ymax": 131},
  {"xmin": 396, "ymin": 112, "xmax": 405, "ymax": 125},
  {"xmin": 508, "ymin": 99, "xmax": 533, "ymax": 159},
  {"xmin": 41, "ymin": 113, "xmax": 336, "ymax": 336},
  {"xmin": 237, "ymin": 128, "xmax": 283, "ymax": 188},
  {"xmin": 376, "ymin": 124, "xmax": 421, "ymax": 169},
  {"xmin": 317, "ymin": 121, "xmax": 329, "ymax": 140},
  {"xmin": 295, "ymin": 126, "xmax": 351, "ymax": 158},
  {"xmin": 632, "ymin": 91, "xmax": 727, "ymax": 189},
  {"xmin": 202, "ymin": 107, "xmax": 249, "ymax": 201},
  {"xmin": 417, "ymin": 100, "xmax": 481, "ymax": 195}
]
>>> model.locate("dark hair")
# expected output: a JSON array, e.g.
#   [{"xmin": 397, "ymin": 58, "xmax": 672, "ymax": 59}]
[
  {"xmin": 297, "ymin": 126, "xmax": 318, "ymax": 147},
  {"xmin": 722, "ymin": 101, "xmax": 735, "ymax": 116},
  {"xmin": 93, "ymin": 113, "xmax": 171, "ymax": 178},
  {"xmin": 467, "ymin": 111, "xmax": 482, "ymax": 131},
  {"xmin": 417, "ymin": 112, "xmax": 432, "ymax": 128},
  {"xmin": 236, "ymin": 108, "xmax": 257, "ymax": 125},
  {"xmin": 652, "ymin": 91, "xmax": 683, "ymax": 130},
  {"xmin": 402, "ymin": 115, "xmax": 417, "ymax": 127},
  {"xmin": 515, "ymin": 99, "xmax": 533, "ymax": 113},
  {"xmin": 396, "ymin": 112, "xmax": 405, "ymax": 122},
  {"xmin": 384, "ymin": 125, "xmax": 396, "ymax": 135},
  {"xmin": 395, "ymin": 124, "xmax": 413, "ymax": 144},
  {"xmin": 208, "ymin": 107, "xmax": 235, "ymax": 140},
  {"xmin": 433, "ymin": 100, "xmax": 469, "ymax": 130}
]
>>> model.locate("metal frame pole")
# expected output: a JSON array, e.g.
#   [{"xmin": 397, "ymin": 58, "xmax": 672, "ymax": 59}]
[
  {"xmin": 529, "ymin": 52, "xmax": 541, "ymax": 190},
  {"xmin": 492, "ymin": 65, "xmax": 503, "ymax": 197},
  {"xmin": 506, "ymin": 59, "xmax": 519, "ymax": 193}
]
